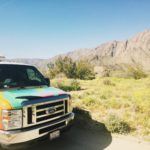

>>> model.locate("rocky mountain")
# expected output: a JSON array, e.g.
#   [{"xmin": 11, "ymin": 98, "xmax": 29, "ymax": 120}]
[
  {"xmin": 55, "ymin": 30, "xmax": 150, "ymax": 71},
  {"xmin": 5, "ymin": 30, "xmax": 150, "ymax": 72}
]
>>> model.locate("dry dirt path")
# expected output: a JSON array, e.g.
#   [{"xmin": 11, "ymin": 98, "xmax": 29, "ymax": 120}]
[
  {"xmin": 0, "ymin": 111, "xmax": 149, "ymax": 150},
  {"xmin": 0, "ymin": 124, "xmax": 149, "ymax": 150},
  {"xmin": 106, "ymin": 135, "xmax": 150, "ymax": 150},
  {"xmin": 29, "ymin": 125, "xmax": 149, "ymax": 150}
]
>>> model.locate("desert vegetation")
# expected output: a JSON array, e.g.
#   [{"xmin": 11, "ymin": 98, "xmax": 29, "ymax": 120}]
[
  {"xmin": 47, "ymin": 57, "xmax": 150, "ymax": 140},
  {"xmin": 52, "ymin": 79, "xmax": 81, "ymax": 91},
  {"xmin": 51, "ymin": 77, "xmax": 150, "ymax": 139},
  {"xmin": 47, "ymin": 56, "xmax": 95, "ymax": 80}
]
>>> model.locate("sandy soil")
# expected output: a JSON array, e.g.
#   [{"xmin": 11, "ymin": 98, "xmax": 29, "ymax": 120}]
[
  {"xmin": 0, "ymin": 124, "xmax": 149, "ymax": 150},
  {"xmin": 106, "ymin": 135, "xmax": 150, "ymax": 150},
  {"xmin": 26, "ymin": 125, "xmax": 149, "ymax": 150},
  {"xmin": 0, "ymin": 110, "xmax": 149, "ymax": 150}
]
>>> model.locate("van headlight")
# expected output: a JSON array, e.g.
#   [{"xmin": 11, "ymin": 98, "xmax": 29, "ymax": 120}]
[{"xmin": 2, "ymin": 110, "xmax": 22, "ymax": 130}]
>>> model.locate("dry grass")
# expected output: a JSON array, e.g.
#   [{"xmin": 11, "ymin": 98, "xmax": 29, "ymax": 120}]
[{"xmin": 52, "ymin": 76, "xmax": 150, "ymax": 138}]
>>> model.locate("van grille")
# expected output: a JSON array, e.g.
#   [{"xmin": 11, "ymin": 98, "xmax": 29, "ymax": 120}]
[{"xmin": 23, "ymin": 99, "xmax": 68, "ymax": 127}]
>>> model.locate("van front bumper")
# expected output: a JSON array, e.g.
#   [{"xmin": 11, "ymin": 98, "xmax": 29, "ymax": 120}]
[{"xmin": 0, "ymin": 113, "xmax": 74, "ymax": 145}]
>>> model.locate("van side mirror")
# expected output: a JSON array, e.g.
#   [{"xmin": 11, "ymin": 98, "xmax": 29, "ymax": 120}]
[{"xmin": 45, "ymin": 78, "xmax": 50, "ymax": 86}]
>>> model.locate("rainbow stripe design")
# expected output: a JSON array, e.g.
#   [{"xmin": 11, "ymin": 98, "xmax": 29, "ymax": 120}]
[
  {"xmin": 0, "ymin": 87, "xmax": 68, "ymax": 109},
  {"xmin": 0, "ymin": 86, "xmax": 68, "ymax": 129}
]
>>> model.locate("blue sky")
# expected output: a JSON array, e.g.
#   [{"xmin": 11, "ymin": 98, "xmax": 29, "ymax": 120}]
[{"xmin": 0, "ymin": 0, "xmax": 150, "ymax": 58}]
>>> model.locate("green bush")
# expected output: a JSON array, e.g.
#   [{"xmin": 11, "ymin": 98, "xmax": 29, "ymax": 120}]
[
  {"xmin": 70, "ymin": 79, "xmax": 81, "ymax": 90},
  {"xmin": 76, "ymin": 60, "xmax": 95, "ymax": 80},
  {"xmin": 47, "ymin": 56, "xmax": 95, "ymax": 80},
  {"xmin": 105, "ymin": 114, "xmax": 131, "ymax": 134},
  {"xmin": 54, "ymin": 80, "xmax": 81, "ymax": 91},
  {"xmin": 47, "ymin": 63, "xmax": 57, "ymax": 78},
  {"xmin": 127, "ymin": 66, "xmax": 147, "ymax": 79},
  {"xmin": 47, "ymin": 57, "xmax": 76, "ymax": 79},
  {"xmin": 56, "ymin": 57, "xmax": 77, "ymax": 78}
]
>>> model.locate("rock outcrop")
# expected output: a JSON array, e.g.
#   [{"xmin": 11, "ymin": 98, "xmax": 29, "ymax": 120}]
[{"xmin": 57, "ymin": 30, "xmax": 150, "ymax": 71}]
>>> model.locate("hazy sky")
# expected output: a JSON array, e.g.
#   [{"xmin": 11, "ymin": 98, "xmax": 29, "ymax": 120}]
[{"xmin": 0, "ymin": 0, "xmax": 150, "ymax": 58}]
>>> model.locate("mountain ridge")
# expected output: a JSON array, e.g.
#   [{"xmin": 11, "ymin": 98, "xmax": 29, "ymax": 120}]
[
  {"xmin": 6, "ymin": 29, "xmax": 150, "ymax": 72},
  {"xmin": 53, "ymin": 29, "xmax": 150, "ymax": 71}
]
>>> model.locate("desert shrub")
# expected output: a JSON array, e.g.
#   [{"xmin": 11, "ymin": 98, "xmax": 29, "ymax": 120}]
[
  {"xmin": 103, "ymin": 69, "xmax": 111, "ymax": 77},
  {"xmin": 100, "ymin": 95, "xmax": 107, "ymax": 99},
  {"xmin": 83, "ymin": 97, "xmax": 97, "ymax": 107},
  {"xmin": 57, "ymin": 57, "xmax": 77, "ymax": 78},
  {"xmin": 47, "ymin": 63, "xmax": 58, "ymax": 78},
  {"xmin": 54, "ymin": 79, "xmax": 81, "ymax": 91},
  {"xmin": 70, "ymin": 79, "xmax": 81, "ymax": 90},
  {"xmin": 105, "ymin": 114, "xmax": 131, "ymax": 134},
  {"xmin": 106, "ymin": 64, "xmax": 148, "ymax": 79},
  {"xmin": 76, "ymin": 60, "xmax": 95, "ymax": 80},
  {"xmin": 110, "ymin": 70, "xmax": 129, "ymax": 78},
  {"xmin": 48, "ymin": 57, "xmax": 76, "ymax": 79},
  {"xmin": 94, "ymin": 66, "xmax": 111, "ymax": 77},
  {"xmin": 127, "ymin": 66, "xmax": 147, "ymax": 79},
  {"xmin": 103, "ymin": 79, "xmax": 115, "ymax": 86},
  {"xmin": 47, "ymin": 56, "xmax": 95, "ymax": 80}
]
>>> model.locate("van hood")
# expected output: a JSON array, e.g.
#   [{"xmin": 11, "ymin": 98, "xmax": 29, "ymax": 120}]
[{"xmin": 0, "ymin": 86, "xmax": 68, "ymax": 109}]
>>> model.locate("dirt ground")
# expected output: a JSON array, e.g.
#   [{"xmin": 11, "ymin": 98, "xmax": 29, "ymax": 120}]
[
  {"xmin": 0, "ymin": 110, "xmax": 149, "ymax": 150},
  {"xmin": 29, "ymin": 125, "xmax": 112, "ymax": 150},
  {"xmin": 0, "ymin": 123, "xmax": 149, "ymax": 150},
  {"xmin": 28, "ymin": 125, "xmax": 150, "ymax": 150},
  {"xmin": 106, "ymin": 135, "xmax": 150, "ymax": 150}
]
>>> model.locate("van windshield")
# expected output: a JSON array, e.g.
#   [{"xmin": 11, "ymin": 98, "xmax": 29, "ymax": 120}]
[{"xmin": 0, "ymin": 64, "xmax": 48, "ymax": 89}]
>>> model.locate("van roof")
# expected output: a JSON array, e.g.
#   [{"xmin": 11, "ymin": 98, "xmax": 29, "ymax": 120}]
[{"xmin": 0, "ymin": 61, "xmax": 33, "ymax": 66}]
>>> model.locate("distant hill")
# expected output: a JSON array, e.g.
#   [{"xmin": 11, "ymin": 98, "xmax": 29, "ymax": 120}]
[
  {"xmin": 0, "ymin": 54, "xmax": 5, "ymax": 61},
  {"xmin": 5, "ymin": 58, "xmax": 50, "ymax": 73},
  {"xmin": 54, "ymin": 30, "xmax": 150, "ymax": 71},
  {"xmin": 5, "ymin": 29, "xmax": 150, "ymax": 72}
]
